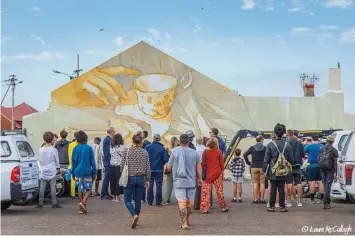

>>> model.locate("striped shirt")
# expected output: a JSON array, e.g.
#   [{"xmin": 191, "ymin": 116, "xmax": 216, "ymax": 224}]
[{"xmin": 120, "ymin": 146, "xmax": 151, "ymax": 181}]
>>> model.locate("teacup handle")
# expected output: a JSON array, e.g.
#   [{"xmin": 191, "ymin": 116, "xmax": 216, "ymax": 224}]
[{"xmin": 175, "ymin": 70, "xmax": 193, "ymax": 96}]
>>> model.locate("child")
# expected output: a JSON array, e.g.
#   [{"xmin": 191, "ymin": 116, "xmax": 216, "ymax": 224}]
[
  {"xmin": 92, "ymin": 137, "xmax": 103, "ymax": 196},
  {"xmin": 71, "ymin": 131, "xmax": 97, "ymax": 214},
  {"xmin": 229, "ymin": 148, "xmax": 245, "ymax": 203}
]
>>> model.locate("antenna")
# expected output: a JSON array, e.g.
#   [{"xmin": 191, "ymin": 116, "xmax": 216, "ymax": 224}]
[{"xmin": 299, "ymin": 72, "xmax": 319, "ymax": 97}]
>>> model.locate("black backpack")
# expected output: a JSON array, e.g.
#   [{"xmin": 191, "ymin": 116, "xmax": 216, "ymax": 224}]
[{"xmin": 317, "ymin": 147, "xmax": 334, "ymax": 170}]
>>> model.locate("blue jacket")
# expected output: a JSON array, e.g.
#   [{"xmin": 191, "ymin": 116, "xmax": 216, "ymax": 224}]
[
  {"xmin": 103, "ymin": 136, "xmax": 111, "ymax": 167},
  {"xmin": 71, "ymin": 144, "xmax": 97, "ymax": 179},
  {"xmin": 145, "ymin": 141, "xmax": 169, "ymax": 172},
  {"xmin": 216, "ymin": 136, "xmax": 226, "ymax": 156}
]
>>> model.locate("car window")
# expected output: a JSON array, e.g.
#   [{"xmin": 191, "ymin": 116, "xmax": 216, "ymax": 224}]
[
  {"xmin": 338, "ymin": 135, "xmax": 349, "ymax": 152},
  {"xmin": 1, "ymin": 141, "xmax": 11, "ymax": 157},
  {"xmin": 341, "ymin": 132, "xmax": 354, "ymax": 157},
  {"xmin": 16, "ymin": 141, "xmax": 35, "ymax": 157}
]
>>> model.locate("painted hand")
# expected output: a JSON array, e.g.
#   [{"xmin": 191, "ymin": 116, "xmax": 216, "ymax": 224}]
[{"xmin": 51, "ymin": 66, "xmax": 141, "ymax": 108}]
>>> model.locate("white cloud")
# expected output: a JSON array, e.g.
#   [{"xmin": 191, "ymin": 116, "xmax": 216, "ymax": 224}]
[
  {"xmin": 241, "ymin": 0, "xmax": 256, "ymax": 9},
  {"xmin": 2, "ymin": 51, "xmax": 66, "ymax": 63},
  {"xmin": 113, "ymin": 36, "xmax": 124, "ymax": 47},
  {"xmin": 165, "ymin": 32, "xmax": 171, "ymax": 39},
  {"xmin": 30, "ymin": 34, "xmax": 50, "ymax": 46},
  {"xmin": 339, "ymin": 28, "xmax": 355, "ymax": 43},
  {"xmin": 319, "ymin": 24, "xmax": 339, "ymax": 30},
  {"xmin": 324, "ymin": 0, "xmax": 353, "ymax": 8},
  {"xmin": 29, "ymin": 6, "xmax": 42, "ymax": 11},
  {"xmin": 313, "ymin": 33, "xmax": 334, "ymax": 45},
  {"xmin": 275, "ymin": 34, "xmax": 284, "ymax": 39},
  {"xmin": 288, "ymin": 7, "xmax": 301, "ymax": 11},
  {"xmin": 194, "ymin": 25, "xmax": 202, "ymax": 34},
  {"xmin": 148, "ymin": 28, "xmax": 160, "ymax": 39},
  {"xmin": 264, "ymin": 6, "xmax": 275, "ymax": 11},
  {"xmin": 291, "ymin": 27, "xmax": 313, "ymax": 35},
  {"xmin": 2, "ymin": 36, "xmax": 16, "ymax": 44}
]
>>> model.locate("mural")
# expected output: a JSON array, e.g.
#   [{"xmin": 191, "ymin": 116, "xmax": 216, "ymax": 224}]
[{"xmin": 24, "ymin": 41, "xmax": 355, "ymax": 151}]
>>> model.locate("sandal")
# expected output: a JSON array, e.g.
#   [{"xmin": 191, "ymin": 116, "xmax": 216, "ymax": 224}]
[{"xmin": 131, "ymin": 215, "xmax": 139, "ymax": 229}]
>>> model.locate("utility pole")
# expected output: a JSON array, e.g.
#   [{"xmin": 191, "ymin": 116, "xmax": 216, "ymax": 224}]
[
  {"xmin": 53, "ymin": 54, "xmax": 82, "ymax": 80},
  {"xmin": 1, "ymin": 75, "xmax": 23, "ymax": 129}
]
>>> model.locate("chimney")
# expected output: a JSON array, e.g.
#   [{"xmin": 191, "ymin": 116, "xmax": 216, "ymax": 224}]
[{"xmin": 328, "ymin": 63, "xmax": 341, "ymax": 92}]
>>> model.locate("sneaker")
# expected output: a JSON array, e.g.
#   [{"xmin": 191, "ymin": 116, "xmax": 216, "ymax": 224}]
[
  {"xmin": 280, "ymin": 207, "xmax": 288, "ymax": 212},
  {"xmin": 36, "ymin": 204, "xmax": 43, "ymax": 209},
  {"xmin": 323, "ymin": 204, "xmax": 331, "ymax": 209},
  {"xmin": 297, "ymin": 201, "xmax": 303, "ymax": 207},
  {"xmin": 267, "ymin": 202, "xmax": 270, "ymax": 208},
  {"xmin": 238, "ymin": 198, "xmax": 243, "ymax": 203},
  {"xmin": 275, "ymin": 203, "xmax": 280, "ymax": 208},
  {"xmin": 231, "ymin": 199, "xmax": 237, "ymax": 203},
  {"xmin": 310, "ymin": 200, "xmax": 316, "ymax": 204},
  {"xmin": 259, "ymin": 200, "xmax": 267, "ymax": 204},
  {"xmin": 285, "ymin": 201, "xmax": 292, "ymax": 208},
  {"xmin": 71, "ymin": 196, "xmax": 77, "ymax": 200},
  {"xmin": 266, "ymin": 207, "xmax": 275, "ymax": 212},
  {"xmin": 79, "ymin": 210, "xmax": 84, "ymax": 214},
  {"xmin": 251, "ymin": 200, "xmax": 259, "ymax": 204},
  {"xmin": 52, "ymin": 204, "xmax": 62, "ymax": 209},
  {"xmin": 112, "ymin": 197, "xmax": 116, "ymax": 202},
  {"xmin": 222, "ymin": 207, "xmax": 229, "ymax": 212}
]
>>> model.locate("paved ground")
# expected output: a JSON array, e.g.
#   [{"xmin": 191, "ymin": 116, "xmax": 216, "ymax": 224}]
[{"xmin": 2, "ymin": 180, "xmax": 355, "ymax": 235}]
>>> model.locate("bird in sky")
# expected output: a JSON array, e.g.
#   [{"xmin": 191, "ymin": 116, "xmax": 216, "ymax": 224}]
[{"xmin": 100, "ymin": 29, "xmax": 104, "ymax": 31}]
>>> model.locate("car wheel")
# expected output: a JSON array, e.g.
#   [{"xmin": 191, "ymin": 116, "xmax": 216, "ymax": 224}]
[
  {"xmin": 346, "ymin": 194, "xmax": 355, "ymax": 204},
  {"xmin": 1, "ymin": 201, "xmax": 12, "ymax": 210}
]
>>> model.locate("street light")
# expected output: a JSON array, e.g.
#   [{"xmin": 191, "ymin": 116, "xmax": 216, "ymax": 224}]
[
  {"xmin": 52, "ymin": 54, "xmax": 82, "ymax": 80},
  {"xmin": 52, "ymin": 70, "xmax": 75, "ymax": 80}
]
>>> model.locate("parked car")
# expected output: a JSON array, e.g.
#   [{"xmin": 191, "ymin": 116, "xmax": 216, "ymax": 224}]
[
  {"xmin": 338, "ymin": 130, "xmax": 355, "ymax": 202},
  {"xmin": 1, "ymin": 132, "xmax": 39, "ymax": 210}
]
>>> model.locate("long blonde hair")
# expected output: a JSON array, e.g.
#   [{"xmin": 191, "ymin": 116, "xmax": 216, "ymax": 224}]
[{"xmin": 167, "ymin": 136, "xmax": 180, "ymax": 155}]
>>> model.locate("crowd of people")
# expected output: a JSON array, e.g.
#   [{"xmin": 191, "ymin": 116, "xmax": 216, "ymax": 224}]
[{"xmin": 36, "ymin": 123, "xmax": 339, "ymax": 229}]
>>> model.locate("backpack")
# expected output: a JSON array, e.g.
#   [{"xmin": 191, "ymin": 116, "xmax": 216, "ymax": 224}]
[
  {"xmin": 271, "ymin": 141, "xmax": 292, "ymax": 177},
  {"xmin": 318, "ymin": 147, "xmax": 334, "ymax": 170}
]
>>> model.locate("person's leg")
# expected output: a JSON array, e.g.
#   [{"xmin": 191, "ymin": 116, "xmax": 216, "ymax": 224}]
[
  {"xmin": 175, "ymin": 188, "xmax": 188, "ymax": 229},
  {"xmin": 269, "ymin": 180, "xmax": 277, "ymax": 208},
  {"xmin": 37, "ymin": 179, "xmax": 47, "ymax": 207},
  {"xmin": 109, "ymin": 165, "xmax": 116, "ymax": 200},
  {"xmin": 238, "ymin": 182, "xmax": 243, "ymax": 199},
  {"xmin": 200, "ymin": 181, "xmax": 212, "ymax": 212},
  {"xmin": 134, "ymin": 176, "xmax": 145, "ymax": 216},
  {"xmin": 259, "ymin": 169, "xmax": 265, "ymax": 202},
  {"xmin": 278, "ymin": 180, "xmax": 286, "ymax": 209},
  {"xmin": 251, "ymin": 168, "xmax": 259, "ymax": 202},
  {"xmin": 101, "ymin": 165, "xmax": 110, "ymax": 198},
  {"xmin": 323, "ymin": 172, "xmax": 334, "ymax": 208},
  {"xmin": 116, "ymin": 166, "xmax": 124, "ymax": 199},
  {"xmin": 213, "ymin": 174, "xmax": 228, "ymax": 210},
  {"xmin": 49, "ymin": 177, "xmax": 58, "ymax": 207},
  {"xmin": 147, "ymin": 172, "xmax": 155, "ymax": 205},
  {"xmin": 165, "ymin": 173, "xmax": 173, "ymax": 204},
  {"xmin": 186, "ymin": 188, "xmax": 196, "ymax": 226},
  {"xmin": 155, "ymin": 172, "xmax": 163, "ymax": 205},
  {"xmin": 70, "ymin": 178, "xmax": 76, "ymax": 198},
  {"xmin": 232, "ymin": 182, "xmax": 237, "ymax": 199},
  {"xmin": 124, "ymin": 177, "xmax": 136, "ymax": 216}
]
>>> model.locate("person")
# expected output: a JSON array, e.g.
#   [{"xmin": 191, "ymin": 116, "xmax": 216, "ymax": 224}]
[
  {"xmin": 200, "ymin": 137, "xmax": 229, "ymax": 213},
  {"xmin": 186, "ymin": 130, "xmax": 196, "ymax": 150},
  {"xmin": 71, "ymin": 130, "xmax": 97, "ymax": 214},
  {"xmin": 319, "ymin": 135, "xmax": 338, "ymax": 209},
  {"xmin": 120, "ymin": 134, "xmax": 150, "ymax": 229},
  {"xmin": 166, "ymin": 134, "xmax": 202, "ymax": 229},
  {"xmin": 53, "ymin": 134, "xmax": 58, "ymax": 145},
  {"xmin": 37, "ymin": 132, "xmax": 62, "ymax": 209},
  {"xmin": 101, "ymin": 127, "xmax": 116, "ymax": 200},
  {"xmin": 68, "ymin": 132, "xmax": 79, "ymax": 199},
  {"xmin": 196, "ymin": 137, "xmax": 207, "ymax": 158},
  {"xmin": 209, "ymin": 128, "xmax": 226, "ymax": 157},
  {"xmin": 202, "ymin": 136, "xmax": 209, "ymax": 147},
  {"xmin": 243, "ymin": 135, "xmax": 267, "ymax": 204},
  {"xmin": 110, "ymin": 133, "xmax": 125, "ymax": 202},
  {"xmin": 163, "ymin": 136, "xmax": 180, "ymax": 205},
  {"xmin": 54, "ymin": 130, "xmax": 71, "ymax": 165},
  {"xmin": 229, "ymin": 148, "xmax": 245, "ymax": 203},
  {"xmin": 304, "ymin": 135, "xmax": 324, "ymax": 204},
  {"xmin": 92, "ymin": 137, "xmax": 103, "ymax": 196},
  {"xmin": 145, "ymin": 134, "xmax": 169, "ymax": 206},
  {"xmin": 263, "ymin": 123, "xmax": 293, "ymax": 212},
  {"xmin": 142, "ymin": 130, "xmax": 151, "ymax": 148},
  {"xmin": 285, "ymin": 129, "xmax": 305, "ymax": 207}
]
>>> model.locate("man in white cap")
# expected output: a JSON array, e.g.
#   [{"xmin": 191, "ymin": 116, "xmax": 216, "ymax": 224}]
[{"xmin": 145, "ymin": 134, "xmax": 169, "ymax": 206}]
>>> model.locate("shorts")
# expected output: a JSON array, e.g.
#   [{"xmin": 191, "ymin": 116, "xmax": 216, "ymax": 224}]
[
  {"xmin": 94, "ymin": 169, "xmax": 102, "ymax": 181},
  {"xmin": 75, "ymin": 177, "xmax": 93, "ymax": 193},
  {"xmin": 307, "ymin": 166, "xmax": 322, "ymax": 181},
  {"xmin": 251, "ymin": 168, "xmax": 265, "ymax": 184},
  {"xmin": 174, "ymin": 188, "xmax": 196, "ymax": 202},
  {"xmin": 285, "ymin": 173, "xmax": 302, "ymax": 184},
  {"xmin": 232, "ymin": 176, "xmax": 244, "ymax": 183}
]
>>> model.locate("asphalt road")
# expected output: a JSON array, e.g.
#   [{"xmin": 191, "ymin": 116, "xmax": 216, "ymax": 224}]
[{"xmin": 2, "ymin": 180, "xmax": 355, "ymax": 235}]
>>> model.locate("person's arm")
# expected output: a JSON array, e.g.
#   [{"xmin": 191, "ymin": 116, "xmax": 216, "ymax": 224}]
[
  {"xmin": 219, "ymin": 150, "xmax": 224, "ymax": 170},
  {"xmin": 196, "ymin": 153, "xmax": 202, "ymax": 185},
  {"xmin": 222, "ymin": 141, "xmax": 227, "ymax": 157},
  {"xmin": 263, "ymin": 145, "xmax": 272, "ymax": 173},
  {"xmin": 243, "ymin": 147, "xmax": 252, "ymax": 166},
  {"xmin": 166, "ymin": 151, "xmax": 175, "ymax": 172},
  {"xmin": 304, "ymin": 145, "xmax": 309, "ymax": 154},
  {"xmin": 163, "ymin": 148, "xmax": 169, "ymax": 164},
  {"xmin": 286, "ymin": 143, "xmax": 294, "ymax": 164},
  {"xmin": 71, "ymin": 148, "xmax": 77, "ymax": 179},
  {"xmin": 54, "ymin": 149, "xmax": 60, "ymax": 170},
  {"xmin": 333, "ymin": 149, "xmax": 339, "ymax": 177},
  {"xmin": 90, "ymin": 147, "xmax": 97, "ymax": 178},
  {"xmin": 103, "ymin": 138, "xmax": 110, "ymax": 164},
  {"xmin": 144, "ymin": 151, "xmax": 151, "ymax": 187}
]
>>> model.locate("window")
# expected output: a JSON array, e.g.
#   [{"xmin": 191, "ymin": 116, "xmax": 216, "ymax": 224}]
[
  {"xmin": 338, "ymin": 135, "xmax": 349, "ymax": 152},
  {"xmin": 16, "ymin": 141, "xmax": 35, "ymax": 158},
  {"xmin": 341, "ymin": 132, "xmax": 354, "ymax": 157},
  {"xmin": 1, "ymin": 141, "xmax": 11, "ymax": 157}
]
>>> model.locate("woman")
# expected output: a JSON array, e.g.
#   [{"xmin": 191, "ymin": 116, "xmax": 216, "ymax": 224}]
[
  {"xmin": 164, "ymin": 136, "xmax": 180, "ymax": 205},
  {"xmin": 196, "ymin": 136, "xmax": 207, "ymax": 158},
  {"xmin": 120, "ymin": 134, "xmax": 150, "ymax": 229},
  {"xmin": 200, "ymin": 137, "xmax": 229, "ymax": 213},
  {"xmin": 110, "ymin": 133, "xmax": 125, "ymax": 202}
]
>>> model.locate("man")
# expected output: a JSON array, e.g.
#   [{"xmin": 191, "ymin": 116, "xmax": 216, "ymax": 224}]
[
  {"xmin": 142, "ymin": 130, "xmax": 151, "ymax": 149},
  {"xmin": 54, "ymin": 130, "xmax": 70, "ymax": 165},
  {"xmin": 210, "ymin": 128, "xmax": 227, "ymax": 157},
  {"xmin": 243, "ymin": 135, "xmax": 267, "ymax": 204},
  {"xmin": 101, "ymin": 127, "xmax": 115, "ymax": 200},
  {"xmin": 68, "ymin": 132, "xmax": 79, "ymax": 199},
  {"xmin": 304, "ymin": 135, "xmax": 324, "ymax": 204},
  {"xmin": 263, "ymin": 123, "xmax": 293, "ymax": 212},
  {"xmin": 319, "ymin": 135, "xmax": 338, "ymax": 209},
  {"xmin": 92, "ymin": 137, "xmax": 103, "ymax": 196},
  {"xmin": 186, "ymin": 130, "xmax": 196, "ymax": 150},
  {"xmin": 166, "ymin": 134, "xmax": 202, "ymax": 229},
  {"xmin": 145, "ymin": 134, "xmax": 169, "ymax": 206},
  {"xmin": 285, "ymin": 129, "xmax": 305, "ymax": 207}
]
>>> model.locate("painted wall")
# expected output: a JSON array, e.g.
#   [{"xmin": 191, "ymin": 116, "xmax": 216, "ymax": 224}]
[{"xmin": 23, "ymin": 41, "xmax": 355, "ymax": 153}]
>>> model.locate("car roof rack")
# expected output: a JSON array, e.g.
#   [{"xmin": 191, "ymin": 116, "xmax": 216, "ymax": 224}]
[{"xmin": 1, "ymin": 129, "xmax": 27, "ymax": 137}]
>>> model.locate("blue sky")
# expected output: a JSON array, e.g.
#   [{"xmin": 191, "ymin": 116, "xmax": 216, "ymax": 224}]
[{"xmin": 1, "ymin": 0, "xmax": 355, "ymax": 113}]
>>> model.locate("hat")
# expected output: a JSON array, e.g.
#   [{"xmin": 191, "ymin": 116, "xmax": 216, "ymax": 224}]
[
  {"xmin": 326, "ymin": 135, "xmax": 335, "ymax": 142},
  {"xmin": 153, "ymin": 134, "xmax": 161, "ymax": 142},
  {"xmin": 186, "ymin": 130, "xmax": 195, "ymax": 138}
]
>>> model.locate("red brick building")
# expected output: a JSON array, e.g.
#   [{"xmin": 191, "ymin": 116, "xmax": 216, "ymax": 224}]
[{"xmin": 1, "ymin": 103, "xmax": 38, "ymax": 129}]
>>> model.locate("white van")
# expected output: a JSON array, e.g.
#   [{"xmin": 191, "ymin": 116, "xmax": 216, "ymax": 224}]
[
  {"xmin": 1, "ymin": 132, "xmax": 39, "ymax": 210},
  {"xmin": 338, "ymin": 130, "xmax": 355, "ymax": 200}
]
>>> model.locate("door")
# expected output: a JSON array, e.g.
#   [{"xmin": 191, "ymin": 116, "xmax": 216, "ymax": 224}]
[
  {"xmin": 1, "ymin": 141, "xmax": 17, "ymax": 201},
  {"xmin": 15, "ymin": 137, "xmax": 39, "ymax": 191},
  {"xmin": 339, "ymin": 132, "xmax": 354, "ymax": 186}
]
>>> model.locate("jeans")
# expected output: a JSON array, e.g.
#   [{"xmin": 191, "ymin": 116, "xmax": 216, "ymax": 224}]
[
  {"xmin": 101, "ymin": 165, "xmax": 110, "ymax": 198},
  {"xmin": 147, "ymin": 172, "xmax": 163, "ymax": 205},
  {"xmin": 39, "ymin": 178, "xmax": 57, "ymax": 206},
  {"xmin": 270, "ymin": 180, "xmax": 285, "ymax": 208},
  {"xmin": 165, "ymin": 173, "xmax": 173, "ymax": 203},
  {"xmin": 124, "ymin": 176, "xmax": 145, "ymax": 216},
  {"xmin": 110, "ymin": 165, "xmax": 123, "ymax": 195},
  {"xmin": 322, "ymin": 171, "xmax": 334, "ymax": 204}
]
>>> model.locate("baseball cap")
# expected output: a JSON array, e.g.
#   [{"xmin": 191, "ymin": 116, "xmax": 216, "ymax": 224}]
[
  {"xmin": 186, "ymin": 130, "xmax": 195, "ymax": 138},
  {"xmin": 153, "ymin": 134, "xmax": 161, "ymax": 141}
]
